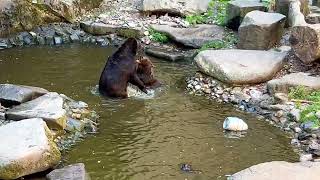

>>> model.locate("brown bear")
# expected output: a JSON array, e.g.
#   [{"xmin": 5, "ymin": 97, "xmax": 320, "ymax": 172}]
[
  {"xmin": 137, "ymin": 56, "xmax": 161, "ymax": 89},
  {"xmin": 98, "ymin": 38, "xmax": 148, "ymax": 98}
]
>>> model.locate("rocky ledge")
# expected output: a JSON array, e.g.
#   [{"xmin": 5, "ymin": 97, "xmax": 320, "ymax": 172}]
[{"xmin": 0, "ymin": 84, "xmax": 98, "ymax": 179}]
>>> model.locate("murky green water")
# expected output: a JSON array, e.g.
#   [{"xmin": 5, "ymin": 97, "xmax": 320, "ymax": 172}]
[{"xmin": 0, "ymin": 45, "xmax": 298, "ymax": 179}]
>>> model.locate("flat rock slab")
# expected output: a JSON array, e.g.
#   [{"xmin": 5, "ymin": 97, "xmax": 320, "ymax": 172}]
[
  {"xmin": 226, "ymin": 0, "xmax": 266, "ymax": 30},
  {"xmin": 151, "ymin": 24, "xmax": 226, "ymax": 48},
  {"xmin": 80, "ymin": 21, "xmax": 143, "ymax": 38},
  {"xmin": 0, "ymin": 118, "xmax": 61, "ymax": 179},
  {"xmin": 230, "ymin": 161, "xmax": 320, "ymax": 180},
  {"xmin": 0, "ymin": 84, "xmax": 48, "ymax": 107},
  {"xmin": 238, "ymin": 11, "xmax": 286, "ymax": 50},
  {"xmin": 195, "ymin": 49, "xmax": 288, "ymax": 84},
  {"xmin": 6, "ymin": 92, "xmax": 67, "ymax": 129},
  {"xmin": 267, "ymin": 73, "xmax": 320, "ymax": 94},
  {"xmin": 145, "ymin": 47, "xmax": 196, "ymax": 61},
  {"xmin": 140, "ymin": 0, "xmax": 210, "ymax": 16},
  {"xmin": 46, "ymin": 163, "xmax": 90, "ymax": 180}
]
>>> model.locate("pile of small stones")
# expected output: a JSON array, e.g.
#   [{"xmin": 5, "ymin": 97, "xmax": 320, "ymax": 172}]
[
  {"xmin": 0, "ymin": 23, "xmax": 124, "ymax": 50},
  {"xmin": 186, "ymin": 72, "xmax": 320, "ymax": 161}
]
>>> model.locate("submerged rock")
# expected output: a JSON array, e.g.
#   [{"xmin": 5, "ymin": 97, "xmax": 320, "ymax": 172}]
[
  {"xmin": 195, "ymin": 49, "xmax": 288, "ymax": 84},
  {"xmin": 6, "ymin": 92, "xmax": 67, "ymax": 129},
  {"xmin": 223, "ymin": 117, "xmax": 248, "ymax": 131},
  {"xmin": 46, "ymin": 163, "xmax": 90, "ymax": 180},
  {"xmin": 0, "ymin": 84, "xmax": 48, "ymax": 107},
  {"xmin": 0, "ymin": 118, "xmax": 61, "ymax": 179},
  {"xmin": 230, "ymin": 161, "xmax": 320, "ymax": 180},
  {"xmin": 151, "ymin": 24, "xmax": 226, "ymax": 48}
]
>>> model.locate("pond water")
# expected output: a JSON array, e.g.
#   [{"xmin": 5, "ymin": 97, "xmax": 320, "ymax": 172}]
[{"xmin": 0, "ymin": 45, "xmax": 298, "ymax": 180}]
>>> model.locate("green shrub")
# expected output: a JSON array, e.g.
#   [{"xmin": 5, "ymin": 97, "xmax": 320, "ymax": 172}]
[
  {"xmin": 148, "ymin": 28, "xmax": 169, "ymax": 43},
  {"xmin": 185, "ymin": 0, "xmax": 230, "ymax": 26},
  {"xmin": 198, "ymin": 32, "xmax": 238, "ymax": 52},
  {"xmin": 289, "ymin": 86, "xmax": 320, "ymax": 127}
]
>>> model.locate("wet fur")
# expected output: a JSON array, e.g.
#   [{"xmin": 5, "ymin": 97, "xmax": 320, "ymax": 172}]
[
  {"xmin": 137, "ymin": 57, "xmax": 161, "ymax": 89},
  {"xmin": 99, "ymin": 38, "xmax": 147, "ymax": 98}
]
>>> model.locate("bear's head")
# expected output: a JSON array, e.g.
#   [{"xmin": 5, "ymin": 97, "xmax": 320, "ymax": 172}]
[{"xmin": 137, "ymin": 57, "xmax": 159, "ymax": 87}]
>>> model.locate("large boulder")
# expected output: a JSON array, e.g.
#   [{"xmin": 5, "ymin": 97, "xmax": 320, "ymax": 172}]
[
  {"xmin": 226, "ymin": 0, "xmax": 266, "ymax": 30},
  {"xmin": 0, "ymin": 118, "xmax": 61, "ymax": 179},
  {"xmin": 0, "ymin": 84, "xmax": 48, "ymax": 107},
  {"xmin": 140, "ymin": 0, "xmax": 211, "ymax": 16},
  {"xmin": 0, "ymin": 0, "xmax": 102, "ymax": 37},
  {"xmin": 267, "ymin": 73, "xmax": 320, "ymax": 94},
  {"xmin": 46, "ymin": 163, "xmax": 90, "ymax": 180},
  {"xmin": 6, "ymin": 92, "xmax": 67, "ymax": 129},
  {"xmin": 238, "ymin": 11, "xmax": 286, "ymax": 50},
  {"xmin": 230, "ymin": 161, "xmax": 320, "ymax": 180},
  {"xmin": 195, "ymin": 48, "xmax": 289, "ymax": 84},
  {"xmin": 151, "ymin": 24, "xmax": 226, "ymax": 48},
  {"xmin": 276, "ymin": 0, "xmax": 309, "ymax": 26}
]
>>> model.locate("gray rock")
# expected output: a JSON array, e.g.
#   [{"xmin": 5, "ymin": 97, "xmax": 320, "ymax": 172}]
[
  {"xmin": 195, "ymin": 49, "xmax": 288, "ymax": 84},
  {"xmin": 306, "ymin": 12, "xmax": 320, "ymax": 24},
  {"xmin": 267, "ymin": 73, "xmax": 320, "ymax": 94},
  {"xmin": 65, "ymin": 118, "xmax": 85, "ymax": 132},
  {"xmin": 145, "ymin": 47, "xmax": 196, "ymax": 61},
  {"xmin": 70, "ymin": 34, "xmax": 80, "ymax": 42},
  {"xmin": 36, "ymin": 36, "xmax": 46, "ymax": 45},
  {"xmin": 47, "ymin": 163, "xmax": 90, "ymax": 180},
  {"xmin": 238, "ymin": 11, "xmax": 286, "ymax": 50},
  {"xmin": 276, "ymin": 0, "xmax": 309, "ymax": 26},
  {"xmin": 151, "ymin": 24, "xmax": 226, "ymax": 48},
  {"xmin": 0, "ymin": 112, "xmax": 5, "ymax": 120},
  {"xmin": 6, "ymin": 92, "xmax": 67, "ymax": 129},
  {"xmin": 301, "ymin": 121, "xmax": 318, "ymax": 133},
  {"xmin": 289, "ymin": 108, "xmax": 301, "ymax": 122},
  {"xmin": 300, "ymin": 154, "xmax": 313, "ymax": 162},
  {"xmin": 81, "ymin": 21, "xmax": 117, "ymax": 35},
  {"xmin": 0, "ymin": 118, "xmax": 61, "ymax": 179},
  {"xmin": 226, "ymin": 0, "xmax": 266, "ymax": 30},
  {"xmin": 140, "ymin": 0, "xmax": 211, "ymax": 16},
  {"xmin": 230, "ymin": 161, "xmax": 320, "ymax": 180},
  {"xmin": 96, "ymin": 37, "xmax": 109, "ymax": 46},
  {"xmin": 0, "ymin": 84, "xmax": 48, "ymax": 107},
  {"xmin": 54, "ymin": 36, "xmax": 63, "ymax": 45},
  {"xmin": 223, "ymin": 117, "xmax": 248, "ymax": 131}
]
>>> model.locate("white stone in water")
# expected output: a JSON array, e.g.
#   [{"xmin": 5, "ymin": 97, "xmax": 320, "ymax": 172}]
[{"xmin": 223, "ymin": 117, "xmax": 248, "ymax": 131}]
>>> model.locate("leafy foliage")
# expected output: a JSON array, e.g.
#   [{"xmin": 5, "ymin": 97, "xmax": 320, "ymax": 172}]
[
  {"xmin": 289, "ymin": 86, "xmax": 320, "ymax": 127},
  {"xmin": 148, "ymin": 28, "xmax": 169, "ymax": 43},
  {"xmin": 185, "ymin": 0, "xmax": 230, "ymax": 26},
  {"xmin": 198, "ymin": 32, "xmax": 238, "ymax": 51}
]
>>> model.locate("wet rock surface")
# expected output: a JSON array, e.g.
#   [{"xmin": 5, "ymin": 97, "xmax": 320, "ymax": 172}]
[
  {"xmin": 145, "ymin": 46, "xmax": 196, "ymax": 62},
  {"xmin": 0, "ymin": 84, "xmax": 48, "ymax": 107},
  {"xmin": 6, "ymin": 92, "xmax": 67, "ymax": 129},
  {"xmin": 0, "ymin": 118, "xmax": 61, "ymax": 179},
  {"xmin": 46, "ymin": 163, "xmax": 90, "ymax": 180}
]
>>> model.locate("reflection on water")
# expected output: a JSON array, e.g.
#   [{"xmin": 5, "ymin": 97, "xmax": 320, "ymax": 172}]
[{"xmin": 0, "ymin": 45, "xmax": 298, "ymax": 179}]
